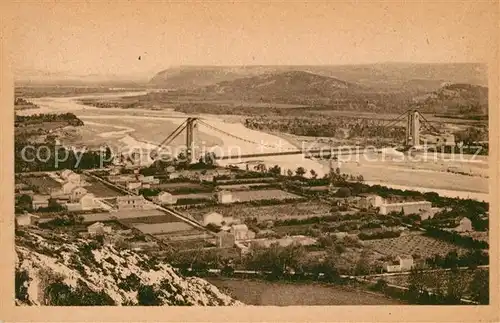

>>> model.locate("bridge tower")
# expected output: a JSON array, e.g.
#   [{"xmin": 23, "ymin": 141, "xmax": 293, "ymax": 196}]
[
  {"xmin": 406, "ymin": 110, "xmax": 420, "ymax": 147},
  {"xmin": 185, "ymin": 118, "xmax": 198, "ymax": 164}
]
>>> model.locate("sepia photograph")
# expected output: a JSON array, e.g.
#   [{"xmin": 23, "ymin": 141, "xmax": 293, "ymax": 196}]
[{"xmin": 1, "ymin": 1, "xmax": 499, "ymax": 321}]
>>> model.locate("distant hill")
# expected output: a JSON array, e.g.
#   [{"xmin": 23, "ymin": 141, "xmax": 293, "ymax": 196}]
[
  {"xmin": 149, "ymin": 63, "xmax": 487, "ymax": 91},
  {"xmin": 412, "ymin": 83, "xmax": 488, "ymax": 115},
  {"xmin": 194, "ymin": 70, "xmax": 367, "ymax": 103}
]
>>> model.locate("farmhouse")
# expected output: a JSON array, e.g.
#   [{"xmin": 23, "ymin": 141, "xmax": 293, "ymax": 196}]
[
  {"xmin": 217, "ymin": 190, "xmax": 233, "ymax": 204},
  {"xmin": 62, "ymin": 181, "xmax": 79, "ymax": 195},
  {"xmin": 379, "ymin": 201, "xmax": 432, "ymax": 216},
  {"xmin": 357, "ymin": 193, "xmax": 384, "ymax": 209},
  {"xmin": 60, "ymin": 169, "xmax": 81, "ymax": 184},
  {"xmin": 32, "ymin": 194, "xmax": 50, "ymax": 210},
  {"xmin": 383, "ymin": 254, "xmax": 414, "ymax": 273},
  {"xmin": 116, "ymin": 195, "xmax": 147, "ymax": 210},
  {"xmin": 453, "ymin": 217, "xmax": 473, "ymax": 232},
  {"xmin": 138, "ymin": 175, "xmax": 159, "ymax": 185},
  {"xmin": 156, "ymin": 192, "xmax": 177, "ymax": 205},
  {"xmin": 16, "ymin": 213, "xmax": 40, "ymax": 226},
  {"xmin": 127, "ymin": 181, "xmax": 142, "ymax": 191},
  {"xmin": 230, "ymin": 224, "xmax": 255, "ymax": 240},
  {"xmin": 70, "ymin": 187, "xmax": 88, "ymax": 202},
  {"xmin": 87, "ymin": 222, "xmax": 112, "ymax": 235}
]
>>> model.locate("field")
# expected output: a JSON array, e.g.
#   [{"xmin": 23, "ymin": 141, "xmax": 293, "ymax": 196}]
[
  {"xmin": 22, "ymin": 175, "xmax": 61, "ymax": 194},
  {"xmin": 231, "ymin": 189, "xmax": 301, "ymax": 202},
  {"xmin": 377, "ymin": 268, "xmax": 488, "ymax": 299},
  {"xmin": 206, "ymin": 278, "xmax": 403, "ymax": 305},
  {"xmin": 117, "ymin": 214, "xmax": 181, "ymax": 225},
  {"xmin": 81, "ymin": 209, "xmax": 167, "ymax": 223},
  {"xmin": 132, "ymin": 222, "xmax": 194, "ymax": 235},
  {"xmin": 188, "ymin": 201, "xmax": 331, "ymax": 222},
  {"xmin": 82, "ymin": 175, "xmax": 125, "ymax": 197},
  {"xmin": 364, "ymin": 233, "xmax": 468, "ymax": 257}
]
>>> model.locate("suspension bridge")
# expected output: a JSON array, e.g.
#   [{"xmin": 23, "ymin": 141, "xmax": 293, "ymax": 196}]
[{"xmin": 147, "ymin": 109, "xmax": 447, "ymax": 164}]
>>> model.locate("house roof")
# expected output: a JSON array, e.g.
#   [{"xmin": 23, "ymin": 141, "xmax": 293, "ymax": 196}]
[{"xmin": 232, "ymin": 224, "xmax": 248, "ymax": 231}]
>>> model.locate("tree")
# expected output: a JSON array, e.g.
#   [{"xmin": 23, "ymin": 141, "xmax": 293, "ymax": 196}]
[
  {"xmin": 295, "ymin": 167, "xmax": 306, "ymax": 177},
  {"xmin": 269, "ymin": 165, "xmax": 282, "ymax": 176},
  {"xmin": 310, "ymin": 169, "xmax": 318, "ymax": 179},
  {"xmin": 469, "ymin": 270, "xmax": 489, "ymax": 304},
  {"xmin": 137, "ymin": 285, "xmax": 162, "ymax": 306},
  {"xmin": 286, "ymin": 169, "xmax": 294, "ymax": 177}
]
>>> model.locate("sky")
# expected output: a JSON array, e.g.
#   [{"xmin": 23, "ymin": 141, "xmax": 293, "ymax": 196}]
[{"xmin": 6, "ymin": 1, "xmax": 498, "ymax": 80}]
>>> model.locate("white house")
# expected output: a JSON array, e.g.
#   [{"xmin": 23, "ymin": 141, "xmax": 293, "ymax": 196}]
[
  {"xmin": 62, "ymin": 181, "xmax": 79, "ymax": 195},
  {"xmin": 217, "ymin": 190, "xmax": 233, "ymax": 204},
  {"xmin": 32, "ymin": 194, "xmax": 50, "ymax": 210},
  {"xmin": 454, "ymin": 217, "xmax": 473, "ymax": 232},
  {"xmin": 70, "ymin": 187, "xmax": 88, "ymax": 202},
  {"xmin": 127, "ymin": 181, "xmax": 142, "ymax": 191},
  {"xmin": 156, "ymin": 192, "xmax": 177, "ymax": 205},
  {"xmin": 116, "ymin": 195, "xmax": 146, "ymax": 210},
  {"xmin": 379, "ymin": 201, "xmax": 432, "ymax": 216},
  {"xmin": 383, "ymin": 255, "xmax": 414, "ymax": 272},
  {"xmin": 16, "ymin": 213, "xmax": 40, "ymax": 226},
  {"xmin": 138, "ymin": 175, "xmax": 159, "ymax": 185},
  {"xmin": 87, "ymin": 222, "xmax": 112, "ymax": 235},
  {"xmin": 80, "ymin": 193, "xmax": 99, "ymax": 210},
  {"xmin": 230, "ymin": 224, "xmax": 255, "ymax": 240},
  {"xmin": 61, "ymin": 169, "xmax": 81, "ymax": 184},
  {"xmin": 203, "ymin": 211, "xmax": 224, "ymax": 226}
]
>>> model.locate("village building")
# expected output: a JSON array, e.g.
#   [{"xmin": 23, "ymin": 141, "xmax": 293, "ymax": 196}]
[
  {"xmin": 80, "ymin": 193, "xmax": 99, "ymax": 210},
  {"xmin": 116, "ymin": 195, "xmax": 147, "ymax": 210},
  {"xmin": 70, "ymin": 187, "xmax": 88, "ymax": 203},
  {"xmin": 357, "ymin": 193, "xmax": 385, "ymax": 209},
  {"xmin": 60, "ymin": 169, "xmax": 81, "ymax": 184},
  {"xmin": 383, "ymin": 255, "xmax": 414, "ymax": 273},
  {"xmin": 17, "ymin": 189, "xmax": 35, "ymax": 196},
  {"xmin": 199, "ymin": 174, "xmax": 215, "ymax": 182},
  {"xmin": 87, "ymin": 222, "xmax": 112, "ymax": 235},
  {"xmin": 217, "ymin": 190, "xmax": 233, "ymax": 204},
  {"xmin": 16, "ymin": 213, "xmax": 40, "ymax": 226},
  {"xmin": 137, "ymin": 175, "xmax": 160, "ymax": 185},
  {"xmin": 230, "ymin": 224, "xmax": 255, "ymax": 240},
  {"xmin": 454, "ymin": 217, "xmax": 473, "ymax": 232},
  {"xmin": 155, "ymin": 192, "xmax": 178, "ymax": 205},
  {"xmin": 379, "ymin": 201, "xmax": 432, "ymax": 216},
  {"xmin": 127, "ymin": 181, "xmax": 142, "ymax": 192},
  {"xmin": 62, "ymin": 181, "xmax": 79, "ymax": 195},
  {"xmin": 31, "ymin": 194, "xmax": 50, "ymax": 210}
]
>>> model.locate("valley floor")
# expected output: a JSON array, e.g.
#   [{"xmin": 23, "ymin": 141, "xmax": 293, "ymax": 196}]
[{"xmin": 206, "ymin": 278, "xmax": 404, "ymax": 305}]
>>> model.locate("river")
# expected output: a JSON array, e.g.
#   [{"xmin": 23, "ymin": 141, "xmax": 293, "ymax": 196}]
[{"xmin": 20, "ymin": 91, "xmax": 489, "ymax": 202}]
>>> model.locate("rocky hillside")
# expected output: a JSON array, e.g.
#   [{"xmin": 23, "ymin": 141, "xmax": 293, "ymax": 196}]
[
  {"xmin": 412, "ymin": 83, "xmax": 488, "ymax": 116},
  {"xmin": 15, "ymin": 228, "xmax": 243, "ymax": 306}
]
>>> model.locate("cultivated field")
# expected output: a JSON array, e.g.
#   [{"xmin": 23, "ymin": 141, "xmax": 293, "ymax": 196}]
[
  {"xmin": 188, "ymin": 201, "xmax": 331, "ymax": 222},
  {"xmin": 82, "ymin": 175, "xmax": 125, "ymax": 197},
  {"xmin": 364, "ymin": 233, "xmax": 468, "ymax": 257},
  {"xmin": 231, "ymin": 189, "xmax": 302, "ymax": 202},
  {"xmin": 132, "ymin": 222, "xmax": 195, "ymax": 235},
  {"xmin": 22, "ymin": 175, "xmax": 61, "ymax": 194},
  {"xmin": 117, "ymin": 214, "xmax": 181, "ymax": 225},
  {"xmin": 81, "ymin": 209, "xmax": 167, "ymax": 223},
  {"xmin": 206, "ymin": 278, "xmax": 404, "ymax": 305}
]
